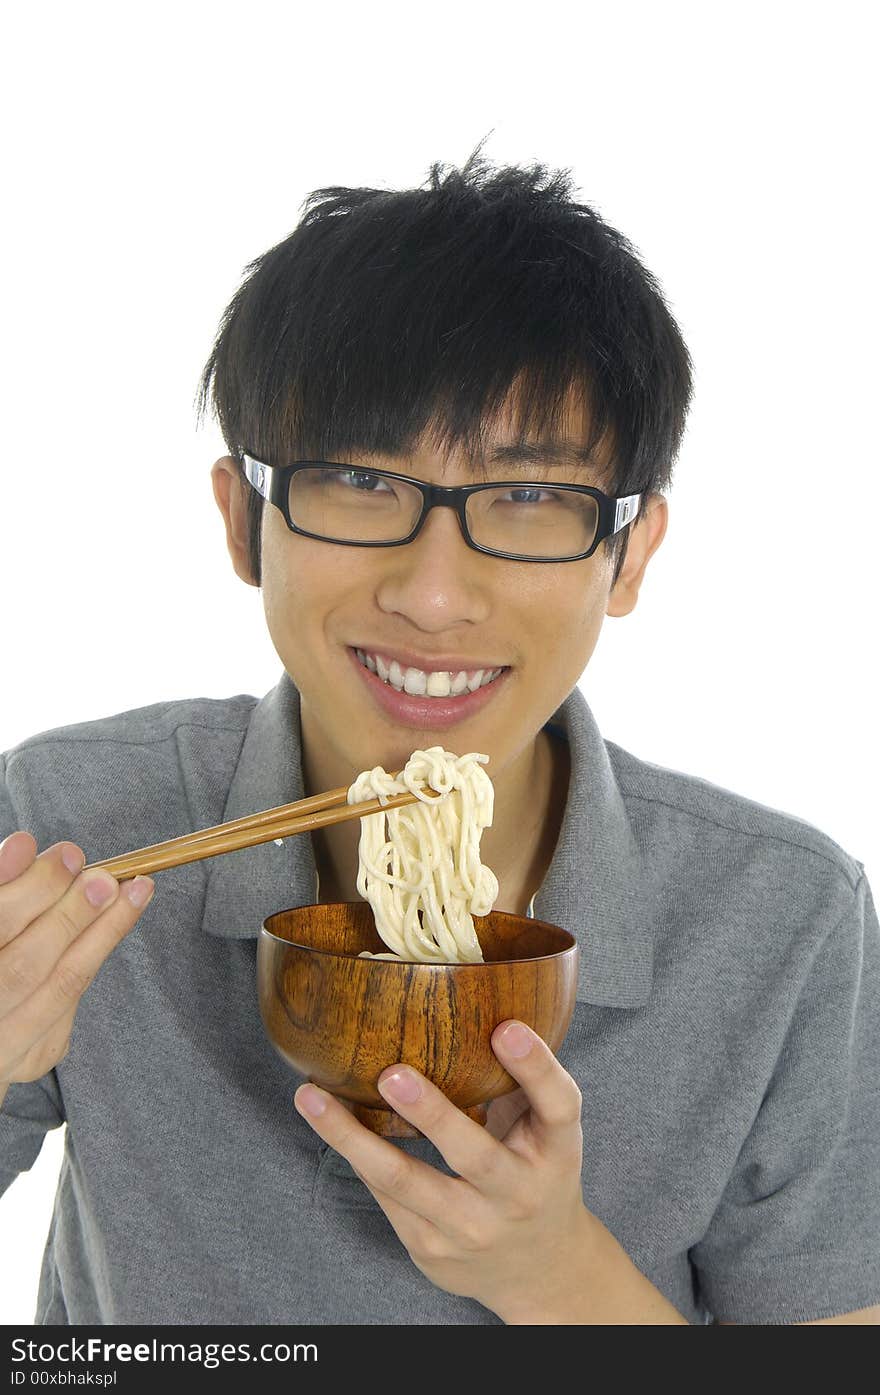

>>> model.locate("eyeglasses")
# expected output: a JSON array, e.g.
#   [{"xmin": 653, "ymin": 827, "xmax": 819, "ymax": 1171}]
[{"xmin": 241, "ymin": 454, "xmax": 641, "ymax": 563}]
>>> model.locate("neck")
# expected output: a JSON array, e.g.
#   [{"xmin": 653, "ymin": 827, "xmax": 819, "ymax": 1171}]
[
  {"xmin": 300, "ymin": 715, "xmax": 569, "ymax": 915},
  {"xmin": 486, "ymin": 727, "xmax": 569, "ymax": 914}
]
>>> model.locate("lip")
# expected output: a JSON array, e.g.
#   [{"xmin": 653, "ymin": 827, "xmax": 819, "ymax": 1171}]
[
  {"xmin": 351, "ymin": 645, "xmax": 506, "ymax": 676},
  {"xmin": 347, "ymin": 647, "xmax": 510, "ymax": 731}
]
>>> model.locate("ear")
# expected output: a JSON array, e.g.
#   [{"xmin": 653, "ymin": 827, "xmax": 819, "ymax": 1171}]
[
  {"xmin": 211, "ymin": 456, "xmax": 260, "ymax": 588},
  {"xmin": 606, "ymin": 494, "xmax": 668, "ymax": 618}
]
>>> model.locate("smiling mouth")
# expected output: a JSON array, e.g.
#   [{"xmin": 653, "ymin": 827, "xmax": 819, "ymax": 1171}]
[{"xmin": 352, "ymin": 648, "xmax": 508, "ymax": 698}]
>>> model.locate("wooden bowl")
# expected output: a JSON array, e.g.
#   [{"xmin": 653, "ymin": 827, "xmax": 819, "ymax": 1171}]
[{"xmin": 258, "ymin": 902, "xmax": 578, "ymax": 1137}]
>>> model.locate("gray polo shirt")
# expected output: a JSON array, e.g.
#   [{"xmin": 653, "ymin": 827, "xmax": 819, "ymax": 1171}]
[{"xmin": 2, "ymin": 672, "xmax": 878, "ymax": 1325}]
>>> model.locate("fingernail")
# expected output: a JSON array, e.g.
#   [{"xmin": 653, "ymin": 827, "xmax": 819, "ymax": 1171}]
[
  {"xmin": 84, "ymin": 875, "xmax": 117, "ymax": 908},
  {"xmin": 297, "ymin": 1085, "xmax": 327, "ymax": 1118},
  {"xmin": 499, "ymin": 1022, "xmax": 533, "ymax": 1058},
  {"xmin": 123, "ymin": 876, "xmax": 154, "ymax": 908},
  {"xmin": 62, "ymin": 846, "xmax": 85, "ymax": 876},
  {"xmin": 378, "ymin": 1068, "xmax": 422, "ymax": 1104}
]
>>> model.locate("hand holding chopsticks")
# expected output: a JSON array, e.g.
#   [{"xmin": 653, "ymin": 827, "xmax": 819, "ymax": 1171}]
[{"xmin": 85, "ymin": 778, "xmax": 431, "ymax": 882}]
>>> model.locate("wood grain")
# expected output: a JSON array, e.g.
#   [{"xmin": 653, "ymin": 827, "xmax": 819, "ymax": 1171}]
[{"xmin": 258, "ymin": 903, "xmax": 578, "ymax": 1137}]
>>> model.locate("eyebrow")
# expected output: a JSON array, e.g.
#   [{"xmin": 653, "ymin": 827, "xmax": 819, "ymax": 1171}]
[
  {"xmin": 346, "ymin": 439, "xmax": 603, "ymax": 478},
  {"xmin": 486, "ymin": 441, "xmax": 599, "ymax": 469}
]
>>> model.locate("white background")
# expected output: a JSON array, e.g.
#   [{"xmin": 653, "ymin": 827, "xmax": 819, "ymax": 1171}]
[{"xmin": 1, "ymin": 0, "xmax": 877, "ymax": 1324}]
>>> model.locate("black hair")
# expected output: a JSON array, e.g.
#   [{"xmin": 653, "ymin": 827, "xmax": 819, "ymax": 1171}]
[{"xmin": 197, "ymin": 145, "xmax": 693, "ymax": 586}]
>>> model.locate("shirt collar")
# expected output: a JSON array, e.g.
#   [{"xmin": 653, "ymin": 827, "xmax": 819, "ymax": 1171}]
[{"xmin": 201, "ymin": 671, "xmax": 653, "ymax": 1008}]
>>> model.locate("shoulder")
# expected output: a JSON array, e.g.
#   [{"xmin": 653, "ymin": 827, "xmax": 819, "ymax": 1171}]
[
  {"xmin": 3, "ymin": 692, "xmax": 258, "ymax": 759},
  {"xmin": 1, "ymin": 693, "xmax": 259, "ymax": 856},
  {"xmin": 605, "ymin": 738, "xmax": 865, "ymax": 906}
]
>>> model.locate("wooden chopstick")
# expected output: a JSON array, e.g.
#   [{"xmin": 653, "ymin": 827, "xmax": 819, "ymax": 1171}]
[{"xmin": 84, "ymin": 779, "xmax": 431, "ymax": 882}]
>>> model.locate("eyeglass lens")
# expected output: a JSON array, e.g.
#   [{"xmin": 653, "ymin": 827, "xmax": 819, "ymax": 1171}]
[{"xmin": 286, "ymin": 468, "xmax": 599, "ymax": 559}]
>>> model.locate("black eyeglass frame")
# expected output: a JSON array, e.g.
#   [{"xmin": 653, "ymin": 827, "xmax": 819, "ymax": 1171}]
[{"xmin": 241, "ymin": 453, "xmax": 642, "ymax": 563}]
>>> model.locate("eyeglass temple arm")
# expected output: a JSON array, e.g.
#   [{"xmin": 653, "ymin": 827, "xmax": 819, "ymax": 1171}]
[
  {"xmin": 613, "ymin": 494, "xmax": 641, "ymax": 534},
  {"xmin": 242, "ymin": 454, "xmax": 271, "ymax": 500}
]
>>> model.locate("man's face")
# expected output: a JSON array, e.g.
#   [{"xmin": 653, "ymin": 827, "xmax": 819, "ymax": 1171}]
[{"xmin": 213, "ymin": 400, "xmax": 666, "ymax": 787}]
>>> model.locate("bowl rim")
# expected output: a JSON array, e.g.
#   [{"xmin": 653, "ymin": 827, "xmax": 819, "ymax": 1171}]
[{"xmin": 259, "ymin": 904, "xmax": 577, "ymax": 966}]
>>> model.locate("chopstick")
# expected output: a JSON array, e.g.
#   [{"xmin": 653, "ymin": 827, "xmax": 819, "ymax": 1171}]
[{"xmin": 84, "ymin": 778, "xmax": 432, "ymax": 882}]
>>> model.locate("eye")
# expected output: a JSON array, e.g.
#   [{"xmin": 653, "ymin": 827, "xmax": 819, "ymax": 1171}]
[
  {"xmin": 333, "ymin": 469, "xmax": 394, "ymax": 493},
  {"xmin": 498, "ymin": 487, "xmax": 557, "ymax": 505}
]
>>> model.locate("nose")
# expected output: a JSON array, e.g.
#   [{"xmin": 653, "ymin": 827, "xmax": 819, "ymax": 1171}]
[{"xmin": 373, "ymin": 500, "xmax": 492, "ymax": 633}]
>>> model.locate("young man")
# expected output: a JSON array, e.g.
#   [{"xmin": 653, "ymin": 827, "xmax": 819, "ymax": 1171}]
[{"xmin": 1, "ymin": 155, "xmax": 878, "ymax": 1326}]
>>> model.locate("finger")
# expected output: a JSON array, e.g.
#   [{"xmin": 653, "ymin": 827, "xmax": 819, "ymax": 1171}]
[
  {"xmin": 0, "ymin": 875, "xmax": 155, "ymax": 1047},
  {"xmin": 0, "ymin": 865, "xmax": 115, "ymax": 1016},
  {"xmin": 0, "ymin": 841, "xmax": 86, "ymax": 948},
  {"xmin": 43, "ymin": 1004, "xmax": 77, "ymax": 1065},
  {"xmin": 4, "ymin": 1004, "xmax": 78, "ymax": 1082},
  {"xmin": 357, "ymin": 1177, "xmax": 446, "ymax": 1260},
  {"xmin": 375, "ymin": 1066, "xmax": 524, "ymax": 1198},
  {"xmin": 490, "ymin": 1021, "xmax": 583, "ymax": 1153},
  {"xmin": 294, "ymin": 1083, "xmax": 470, "ymax": 1228},
  {"xmin": 0, "ymin": 867, "xmax": 154, "ymax": 1019},
  {"xmin": 0, "ymin": 831, "xmax": 38, "ymax": 885},
  {"xmin": 485, "ymin": 1087, "xmax": 529, "ymax": 1141}
]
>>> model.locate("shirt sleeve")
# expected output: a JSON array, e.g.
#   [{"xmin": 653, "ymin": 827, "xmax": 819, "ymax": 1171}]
[
  {"xmin": 0, "ymin": 1077, "xmax": 66, "ymax": 1199},
  {"xmin": 0, "ymin": 752, "xmax": 67, "ymax": 1199},
  {"xmin": 691, "ymin": 869, "xmax": 880, "ymax": 1324}
]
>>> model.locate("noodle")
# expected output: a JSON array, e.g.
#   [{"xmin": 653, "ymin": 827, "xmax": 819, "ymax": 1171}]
[{"xmin": 347, "ymin": 747, "xmax": 499, "ymax": 963}]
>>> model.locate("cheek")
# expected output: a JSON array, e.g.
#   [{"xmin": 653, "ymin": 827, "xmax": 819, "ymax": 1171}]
[
  {"xmin": 260, "ymin": 522, "xmax": 379, "ymax": 685},
  {"xmin": 261, "ymin": 535, "xmax": 295, "ymax": 637},
  {"xmin": 523, "ymin": 564, "xmax": 608, "ymax": 651},
  {"xmin": 260, "ymin": 524, "xmax": 331, "ymax": 643}
]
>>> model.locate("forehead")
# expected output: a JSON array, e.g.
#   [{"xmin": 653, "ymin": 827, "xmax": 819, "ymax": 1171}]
[{"xmin": 356, "ymin": 387, "xmax": 615, "ymax": 480}]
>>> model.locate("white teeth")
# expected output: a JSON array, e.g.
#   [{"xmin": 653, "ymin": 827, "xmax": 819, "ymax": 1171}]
[
  {"xmin": 403, "ymin": 667, "xmax": 427, "ymax": 695},
  {"xmin": 356, "ymin": 649, "xmax": 505, "ymax": 698},
  {"xmin": 388, "ymin": 660, "xmax": 405, "ymax": 691},
  {"xmin": 426, "ymin": 670, "xmax": 453, "ymax": 697}
]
